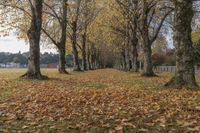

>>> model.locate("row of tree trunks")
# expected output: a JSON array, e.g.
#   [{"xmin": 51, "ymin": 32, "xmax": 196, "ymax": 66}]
[
  {"xmin": 87, "ymin": 43, "xmax": 102, "ymax": 70},
  {"xmin": 21, "ymin": 0, "xmax": 198, "ymax": 90},
  {"xmin": 115, "ymin": 0, "xmax": 139, "ymax": 72},
  {"xmin": 119, "ymin": 44, "xmax": 139, "ymax": 72},
  {"xmin": 116, "ymin": 0, "xmax": 198, "ymax": 89}
]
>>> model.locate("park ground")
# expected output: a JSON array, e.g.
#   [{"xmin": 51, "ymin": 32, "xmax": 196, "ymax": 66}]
[{"xmin": 0, "ymin": 69, "xmax": 200, "ymax": 133}]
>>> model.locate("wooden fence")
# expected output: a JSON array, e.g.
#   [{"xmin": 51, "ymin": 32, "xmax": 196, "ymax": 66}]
[{"xmin": 154, "ymin": 66, "xmax": 200, "ymax": 73}]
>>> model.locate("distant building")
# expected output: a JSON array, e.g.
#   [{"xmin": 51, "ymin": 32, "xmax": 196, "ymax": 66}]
[
  {"xmin": 0, "ymin": 64, "xmax": 6, "ymax": 68},
  {"xmin": 2, "ymin": 63, "xmax": 20, "ymax": 68},
  {"xmin": 47, "ymin": 64, "xmax": 58, "ymax": 68},
  {"xmin": 0, "ymin": 63, "xmax": 59, "ymax": 68},
  {"xmin": 40, "ymin": 64, "xmax": 48, "ymax": 68},
  {"xmin": 0, "ymin": 63, "xmax": 27, "ymax": 68}
]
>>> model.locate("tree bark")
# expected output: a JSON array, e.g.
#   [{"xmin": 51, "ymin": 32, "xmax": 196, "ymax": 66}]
[
  {"xmin": 72, "ymin": 21, "xmax": 81, "ymax": 71},
  {"xmin": 22, "ymin": 0, "xmax": 47, "ymax": 79},
  {"xmin": 91, "ymin": 44, "xmax": 96, "ymax": 69},
  {"xmin": 125, "ymin": 44, "xmax": 131, "ymax": 71},
  {"xmin": 96, "ymin": 50, "xmax": 100, "ymax": 69},
  {"xmin": 82, "ymin": 33, "xmax": 88, "ymax": 71},
  {"xmin": 121, "ymin": 50, "xmax": 126, "ymax": 71},
  {"xmin": 131, "ymin": 39, "xmax": 138, "ymax": 72},
  {"xmin": 58, "ymin": 0, "xmax": 68, "ymax": 74},
  {"xmin": 58, "ymin": 46, "xmax": 67, "ymax": 74},
  {"xmin": 138, "ymin": 0, "xmax": 172, "ymax": 76},
  {"xmin": 87, "ymin": 44, "xmax": 92, "ymax": 70},
  {"xmin": 130, "ymin": 1, "xmax": 139, "ymax": 72},
  {"xmin": 165, "ymin": 0, "xmax": 198, "ymax": 89},
  {"xmin": 139, "ymin": 0, "xmax": 155, "ymax": 76},
  {"xmin": 142, "ymin": 42, "xmax": 155, "ymax": 76},
  {"xmin": 42, "ymin": 0, "xmax": 68, "ymax": 74}
]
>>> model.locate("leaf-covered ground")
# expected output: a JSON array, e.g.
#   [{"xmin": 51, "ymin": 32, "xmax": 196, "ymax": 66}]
[{"xmin": 0, "ymin": 69, "xmax": 200, "ymax": 133}]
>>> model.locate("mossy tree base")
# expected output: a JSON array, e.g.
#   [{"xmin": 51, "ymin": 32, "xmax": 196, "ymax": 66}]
[
  {"xmin": 141, "ymin": 72, "xmax": 158, "ymax": 77},
  {"xmin": 73, "ymin": 68, "xmax": 83, "ymax": 72},
  {"xmin": 58, "ymin": 69, "xmax": 69, "ymax": 74},
  {"xmin": 21, "ymin": 72, "xmax": 48, "ymax": 80},
  {"xmin": 165, "ymin": 77, "xmax": 199, "ymax": 89}
]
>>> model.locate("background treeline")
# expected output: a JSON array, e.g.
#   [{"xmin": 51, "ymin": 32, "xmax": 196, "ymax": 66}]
[
  {"xmin": 2, "ymin": 45, "xmax": 200, "ymax": 68},
  {"xmin": 0, "ymin": 52, "xmax": 74, "ymax": 66}
]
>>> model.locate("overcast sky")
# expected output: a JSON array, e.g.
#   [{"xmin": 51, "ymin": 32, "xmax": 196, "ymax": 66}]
[
  {"xmin": 0, "ymin": 30, "xmax": 174, "ymax": 54},
  {"xmin": 0, "ymin": 35, "xmax": 57, "ymax": 53}
]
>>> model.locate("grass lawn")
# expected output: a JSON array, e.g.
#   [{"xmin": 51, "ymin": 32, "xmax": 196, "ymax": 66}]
[{"xmin": 0, "ymin": 69, "xmax": 200, "ymax": 133}]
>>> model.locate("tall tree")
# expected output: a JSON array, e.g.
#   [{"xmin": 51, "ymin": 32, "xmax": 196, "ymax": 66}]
[
  {"xmin": 138, "ymin": 0, "xmax": 173, "ymax": 76},
  {"xmin": 42, "ymin": 0, "xmax": 69, "ymax": 74},
  {"xmin": 129, "ymin": 0, "xmax": 139, "ymax": 72},
  {"xmin": 69, "ymin": 0, "xmax": 82, "ymax": 71},
  {"xmin": 0, "ymin": 0, "xmax": 47, "ymax": 79},
  {"xmin": 22, "ymin": 0, "xmax": 47, "ymax": 79},
  {"xmin": 165, "ymin": 0, "xmax": 198, "ymax": 89}
]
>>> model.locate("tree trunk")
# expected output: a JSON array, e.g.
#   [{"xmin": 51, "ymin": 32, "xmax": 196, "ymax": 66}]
[
  {"xmin": 130, "ymin": 22, "xmax": 138, "ymax": 72},
  {"xmin": 91, "ymin": 44, "xmax": 96, "ymax": 70},
  {"xmin": 58, "ymin": 0, "xmax": 68, "ymax": 74},
  {"xmin": 22, "ymin": 0, "xmax": 47, "ymax": 79},
  {"xmin": 139, "ymin": 0, "xmax": 155, "ymax": 77},
  {"xmin": 131, "ymin": 41, "xmax": 138, "ymax": 72},
  {"xmin": 165, "ymin": 0, "xmax": 198, "ymax": 89},
  {"xmin": 142, "ymin": 42, "xmax": 155, "ymax": 76},
  {"xmin": 72, "ymin": 21, "xmax": 81, "ymax": 71},
  {"xmin": 82, "ymin": 34, "xmax": 88, "ymax": 71},
  {"xmin": 96, "ymin": 50, "xmax": 100, "ymax": 69},
  {"xmin": 87, "ymin": 45, "xmax": 92, "ymax": 70},
  {"xmin": 42, "ymin": 0, "xmax": 68, "ymax": 74},
  {"xmin": 72, "ymin": 41, "xmax": 81, "ymax": 71},
  {"xmin": 72, "ymin": 43, "xmax": 81, "ymax": 71},
  {"xmin": 138, "ymin": 0, "xmax": 168, "ymax": 76},
  {"xmin": 125, "ymin": 45, "xmax": 131, "ymax": 71},
  {"xmin": 58, "ymin": 46, "xmax": 68, "ymax": 74},
  {"xmin": 125, "ymin": 17, "xmax": 131, "ymax": 71},
  {"xmin": 121, "ymin": 50, "xmax": 126, "ymax": 71},
  {"xmin": 130, "ymin": 4, "xmax": 139, "ymax": 72}
]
